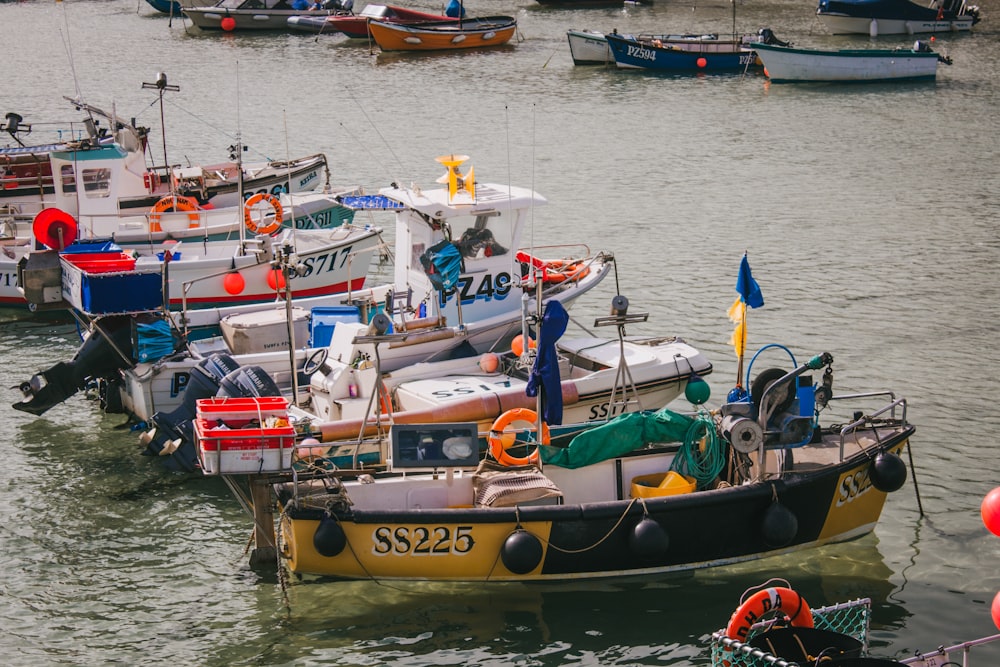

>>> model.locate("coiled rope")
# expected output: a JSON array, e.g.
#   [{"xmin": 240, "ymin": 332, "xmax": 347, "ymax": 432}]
[{"xmin": 671, "ymin": 410, "xmax": 726, "ymax": 489}]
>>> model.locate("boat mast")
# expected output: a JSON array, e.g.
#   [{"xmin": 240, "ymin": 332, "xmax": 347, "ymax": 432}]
[{"xmin": 141, "ymin": 73, "xmax": 180, "ymax": 197}]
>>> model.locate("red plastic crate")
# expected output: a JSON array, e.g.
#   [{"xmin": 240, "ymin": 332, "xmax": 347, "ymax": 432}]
[
  {"xmin": 195, "ymin": 418, "xmax": 294, "ymax": 475},
  {"xmin": 61, "ymin": 252, "xmax": 136, "ymax": 274},
  {"xmin": 196, "ymin": 396, "xmax": 289, "ymax": 423}
]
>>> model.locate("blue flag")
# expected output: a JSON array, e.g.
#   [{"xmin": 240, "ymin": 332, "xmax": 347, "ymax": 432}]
[{"xmin": 736, "ymin": 253, "xmax": 764, "ymax": 308}]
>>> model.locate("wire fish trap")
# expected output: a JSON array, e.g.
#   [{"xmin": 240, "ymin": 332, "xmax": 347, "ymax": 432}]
[{"xmin": 710, "ymin": 597, "xmax": 872, "ymax": 667}]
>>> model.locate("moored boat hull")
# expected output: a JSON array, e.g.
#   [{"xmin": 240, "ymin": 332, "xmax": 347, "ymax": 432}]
[
  {"xmin": 278, "ymin": 429, "xmax": 912, "ymax": 580},
  {"xmin": 605, "ymin": 32, "xmax": 758, "ymax": 71},
  {"xmin": 566, "ymin": 28, "xmax": 613, "ymax": 65},
  {"xmin": 753, "ymin": 41, "xmax": 945, "ymax": 82},
  {"xmin": 368, "ymin": 16, "xmax": 517, "ymax": 51}
]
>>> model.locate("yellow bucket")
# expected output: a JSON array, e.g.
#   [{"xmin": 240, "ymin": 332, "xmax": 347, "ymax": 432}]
[{"xmin": 630, "ymin": 471, "xmax": 696, "ymax": 499}]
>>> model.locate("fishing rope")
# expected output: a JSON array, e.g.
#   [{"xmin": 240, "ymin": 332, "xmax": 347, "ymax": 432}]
[{"xmin": 671, "ymin": 410, "xmax": 726, "ymax": 489}]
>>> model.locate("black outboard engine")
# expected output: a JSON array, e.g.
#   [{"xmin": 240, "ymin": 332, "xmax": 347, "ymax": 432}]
[
  {"xmin": 217, "ymin": 364, "xmax": 282, "ymax": 402},
  {"xmin": 13, "ymin": 316, "xmax": 133, "ymax": 416},
  {"xmin": 140, "ymin": 353, "xmax": 242, "ymax": 470},
  {"xmin": 757, "ymin": 28, "xmax": 790, "ymax": 47},
  {"xmin": 325, "ymin": 0, "xmax": 353, "ymax": 12}
]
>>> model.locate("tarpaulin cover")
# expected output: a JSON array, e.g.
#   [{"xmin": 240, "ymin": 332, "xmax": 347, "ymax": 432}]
[
  {"xmin": 540, "ymin": 408, "xmax": 694, "ymax": 469},
  {"xmin": 338, "ymin": 194, "xmax": 405, "ymax": 210},
  {"xmin": 136, "ymin": 320, "xmax": 176, "ymax": 363}
]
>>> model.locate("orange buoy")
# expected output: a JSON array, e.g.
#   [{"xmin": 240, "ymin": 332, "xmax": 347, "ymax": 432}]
[{"xmin": 488, "ymin": 408, "xmax": 548, "ymax": 467}]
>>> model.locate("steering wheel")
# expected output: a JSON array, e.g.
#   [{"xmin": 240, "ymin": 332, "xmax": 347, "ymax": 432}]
[{"xmin": 302, "ymin": 347, "xmax": 329, "ymax": 376}]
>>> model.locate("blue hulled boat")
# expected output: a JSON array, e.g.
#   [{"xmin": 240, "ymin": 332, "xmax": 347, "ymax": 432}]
[
  {"xmin": 144, "ymin": 0, "xmax": 184, "ymax": 14},
  {"xmin": 605, "ymin": 28, "xmax": 787, "ymax": 72},
  {"xmin": 816, "ymin": 0, "xmax": 981, "ymax": 35}
]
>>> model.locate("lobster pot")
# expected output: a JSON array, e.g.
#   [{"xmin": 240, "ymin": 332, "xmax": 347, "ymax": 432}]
[
  {"xmin": 194, "ymin": 397, "xmax": 294, "ymax": 475},
  {"xmin": 220, "ymin": 307, "xmax": 309, "ymax": 355}
]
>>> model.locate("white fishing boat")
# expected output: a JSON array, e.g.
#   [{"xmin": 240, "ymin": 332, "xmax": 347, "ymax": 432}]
[
  {"xmin": 13, "ymin": 155, "xmax": 611, "ymax": 437},
  {"xmin": 753, "ymin": 39, "xmax": 951, "ymax": 83},
  {"xmin": 1, "ymin": 93, "xmax": 357, "ymax": 310},
  {"xmin": 137, "ymin": 294, "xmax": 713, "ymax": 471},
  {"xmin": 566, "ymin": 28, "xmax": 613, "ymax": 65}
]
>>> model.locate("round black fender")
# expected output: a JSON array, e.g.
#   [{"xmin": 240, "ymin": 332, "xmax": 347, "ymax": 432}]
[
  {"xmin": 751, "ymin": 367, "xmax": 796, "ymax": 415},
  {"xmin": 501, "ymin": 529, "xmax": 543, "ymax": 575},
  {"xmin": 870, "ymin": 451, "xmax": 907, "ymax": 493},
  {"xmin": 629, "ymin": 517, "xmax": 669, "ymax": 558},
  {"xmin": 762, "ymin": 502, "xmax": 798, "ymax": 547},
  {"xmin": 313, "ymin": 514, "xmax": 346, "ymax": 557}
]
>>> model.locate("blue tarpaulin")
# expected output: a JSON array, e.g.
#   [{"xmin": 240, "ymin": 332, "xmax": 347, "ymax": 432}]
[
  {"xmin": 420, "ymin": 240, "xmax": 462, "ymax": 292},
  {"xmin": 339, "ymin": 194, "xmax": 405, "ymax": 210},
  {"xmin": 526, "ymin": 300, "xmax": 569, "ymax": 425},
  {"xmin": 136, "ymin": 320, "xmax": 176, "ymax": 363}
]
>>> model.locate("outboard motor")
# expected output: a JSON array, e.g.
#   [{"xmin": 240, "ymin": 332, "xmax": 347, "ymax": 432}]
[
  {"xmin": 757, "ymin": 28, "xmax": 790, "ymax": 47},
  {"xmin": 217, "ymin": 364, "xmax": 282, "ymax": 401},
  {"xmin": 13, "ymin": 316, "xmax": 133, "ymax": 416},
  {"xmin": 140, "ymin": 353, "xmax": 241, "ymax": 470}
]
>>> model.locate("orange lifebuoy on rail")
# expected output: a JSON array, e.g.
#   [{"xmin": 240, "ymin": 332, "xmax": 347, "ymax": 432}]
[
  {"xmin": 724, "ymin": 586, "xmax": 814, "ymax": 643},
  {"xmin": 244, "ymin": 192, "xmax": 283, "ymax": 235},
  {"xmin": 515, "ymin": 252, "xmax": 590, "ymax": 284},
  {"xmin": 544, "ymin": 261, "xmax": 590, "ymax": 284},
  {"xmin": 488, "ymin": 408, "xmax": 549, "ymax": 467},
  {"xmin": 149, "ymin": 195, "xmax": 200, "ymax": 233}
]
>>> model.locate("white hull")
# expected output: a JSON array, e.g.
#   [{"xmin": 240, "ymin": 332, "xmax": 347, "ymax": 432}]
[
  {"xmin": 755, "ymin": 43, "xmax": 942, "ymax": 82},
  {"xmin": 119, "ymin": 257, "xmax": 612, "ymax": 421},
  {"xmin": 307, "ymin": 331, "xmax": 713, "ymax": 449},
  {"xmin": 567, "ymin": 29, "xmax": 613, "ymax": 65},
  {"xmin": 816, "ymin": 14, "xmax": 975, "ymax": 35}
]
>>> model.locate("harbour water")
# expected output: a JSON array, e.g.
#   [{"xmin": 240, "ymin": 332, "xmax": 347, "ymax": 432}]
[{"xmin": 2, "ymin": 0, "xmax": 1000, "ymax": 664}]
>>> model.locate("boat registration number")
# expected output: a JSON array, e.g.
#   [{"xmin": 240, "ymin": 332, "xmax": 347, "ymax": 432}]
[
  {"xmin": 295, "ymin": 246, "xmax": 357, "ymax": 278},
  {"xmin": 439, "ymin": 272, "xmax": 514, "ymax": 306},
  {"xmin": 370, "ymin": 525, "xmax": 475, "ymax": 556}
]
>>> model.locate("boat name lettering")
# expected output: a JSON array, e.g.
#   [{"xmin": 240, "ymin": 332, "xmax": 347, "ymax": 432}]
[
  {"xmin": 297, "ymin": 247, "xmax": 354, "ymax": 278},
  {"xmin": 440, "ymin": 272, "xmax": 513, "ymax": 306},
  {"xmin": 739, "ymin": 54, "xmax": 754, "ymax": 65},
  {"xmin": 430, "ymin": 381, "xmax": 514, "ymax": 399},
  {"xmin": 243, "ymin": 185, "xmax": 288, "ymax": 200},
  {"xmin": 293, "ymin": 209, "xmax": 339, "ymax": 230},
  {"xmin": 371, "ymin": 525, "xmax": 475, "ymax": 556},
  {"xmin": 626, "ymin": 45, "xmax": 656, "ymax": 61},
  {"xmin": 588, "ymin": 401, "xmax": 630, "ymax": 421},
  {"xmin": 837, "ymin": 468, "xmax": 874, "ymax": 506},
  {"xmin": 170, "ymin": 371, "xmax": 190, "ymax": 398},
  {"xmin": 298, "ymin": 171, "xmax": 318, "ymax": 188}
]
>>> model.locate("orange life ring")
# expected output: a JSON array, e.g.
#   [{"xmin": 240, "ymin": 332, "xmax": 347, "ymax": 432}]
[
  {"xmin": 724, "ymin": 586, "xmax": 814, "ymax": 643},
  {"xmin": 244, "ymin": 192, "xmax": 283, "ymax": 235},
  {"xmin": 516, "ymin": 252, "xmax": 589, "ymax": 284},
  {"xmin": 488, "ymin": 408, "xmax": 549, "ymax": 466},
  {"xmin": 544, "ymin": 261, "xmax": 590, "ymax": 284},
  {"xmin": 149, "ymin": 195, "xmax": 200, "ymax": 233}
]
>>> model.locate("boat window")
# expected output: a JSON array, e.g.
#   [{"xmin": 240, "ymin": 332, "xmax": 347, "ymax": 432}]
[
  {"xmin": 59, "ymin": 165, "xmax": 76, "ymax": 194},
  {"xmin": 81, "ymin": 168, "xmax": 111, "ymax": 198},
  {"xmin": 454, "ymin": 212, "xmax": 511, "ymax": 260}
]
